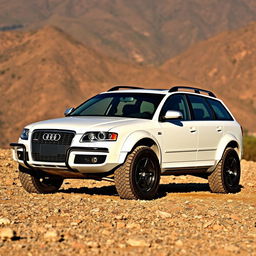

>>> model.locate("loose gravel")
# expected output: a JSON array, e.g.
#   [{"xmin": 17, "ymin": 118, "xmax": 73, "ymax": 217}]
[{"xmin": 0, "ymin": 149, "xmax": 255, "ymax": 256}]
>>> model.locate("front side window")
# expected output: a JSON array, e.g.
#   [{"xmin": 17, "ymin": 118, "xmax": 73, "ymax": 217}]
[
  {"xmin": 187, "ymin": 95, "xmax": 214, "ymax": 120},
  {"xmin": 70, "ymin": 93, "xmax": 164, "ymax": 120},
  {"xmin": 160, "ymin": 94, "xmax": 190, "ymax": 121}
]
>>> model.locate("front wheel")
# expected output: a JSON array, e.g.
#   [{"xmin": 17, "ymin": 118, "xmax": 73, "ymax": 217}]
[
  {"xmin": 114, "ymin": 146, "xmax": 160, "ymax": 200},
  {"xmin": 208, "ymin": 147, "xmax": 241, "ymax": 193},
  {"xmin": 19, "ymin": 165, "xmax": 63, "ymax": 194}
]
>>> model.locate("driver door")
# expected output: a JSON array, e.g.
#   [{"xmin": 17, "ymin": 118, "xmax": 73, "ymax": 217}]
[{"xmin": 159, "ymin": 94, "xmax": 198, "ymax": 169}]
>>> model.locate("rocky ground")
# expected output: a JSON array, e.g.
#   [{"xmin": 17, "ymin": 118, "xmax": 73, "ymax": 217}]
[{"xmin": 0, "ymin": 149, "xmax": 255, "ymax": 256}]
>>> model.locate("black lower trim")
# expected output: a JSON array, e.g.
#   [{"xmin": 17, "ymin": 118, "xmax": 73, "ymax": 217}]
[
  {"xmin": 78, "ymin": 147, "xmax": 109, "ymax": 153},
  {"xmin": 162, "ymin": 166, "xmax": 211, "ymax": 175}
]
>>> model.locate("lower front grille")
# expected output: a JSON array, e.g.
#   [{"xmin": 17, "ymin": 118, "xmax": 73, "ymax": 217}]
[
  {"xmin": 32, "ymin": 150, "xmax": 67, "ymax": 162},
  {"xmin": 31, "ymin": 130, "xmax": 75, "ymax": 162},
  {"xmin": 74, "ymin": 155, "xmax": 106, "ymax": 164}
]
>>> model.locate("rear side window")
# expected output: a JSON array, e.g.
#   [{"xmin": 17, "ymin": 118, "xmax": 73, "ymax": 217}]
[
  {"xmin": 187, "ymin": 95, "xmax": 214, "ymax": 120},
  {"xmin": 207, "ymin": 99, "xmax": 233, "ymax": 120}
]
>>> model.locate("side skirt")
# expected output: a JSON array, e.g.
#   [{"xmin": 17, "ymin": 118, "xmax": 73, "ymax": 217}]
[{"xmin": 161, "ymin": 166, "xmax": 211, "ymax": 176}]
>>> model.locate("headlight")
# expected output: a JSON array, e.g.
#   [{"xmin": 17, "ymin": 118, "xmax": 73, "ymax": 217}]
[
  {"xmin": 80, "ymin": 132, "xmax": 118, "ymax": 142},
  {"xmin": 20, "ymin": 128, "xmax": 29, "ymax": 140}
]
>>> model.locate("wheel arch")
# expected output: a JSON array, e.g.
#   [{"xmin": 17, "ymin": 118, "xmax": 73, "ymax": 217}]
[
  {"xmin": 119, "ymin": 131, "xmax": 162, "ymax": 164},
  {"xmin": 215, "ymin": 134, "xmax": 242, "ymax": 162},
  {"xmin": 132, "ymin": 138, "xmax": 161, "ymax": 160}
]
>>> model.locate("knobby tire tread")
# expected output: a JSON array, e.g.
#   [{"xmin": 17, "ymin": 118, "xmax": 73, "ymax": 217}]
[
  {"xmin": 19, "ymin": 167, "xmax": 63, "ymax": 194},
  {"xmin": 208, "ymin": 158, "xmax": 226, "ymax": 193},
  {"xmin": 19, "ymin": 171, "xmax": 43, "ymax": 194},
  {"xmin": 208, "ymin": 147, "xmax": 240, "ymax": 193},
  {"xmin": 114, "ymin": 147, "xmax": 145, "ymax": 199}
]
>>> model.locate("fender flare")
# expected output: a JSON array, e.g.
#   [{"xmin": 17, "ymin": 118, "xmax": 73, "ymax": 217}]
[
  {"xmin": 119, "ymin": 130, "xmax": 162, "ymax": 164},
  {"xmin": 215, "ymin": 133, "xmax": 241, "ymax": 161}
]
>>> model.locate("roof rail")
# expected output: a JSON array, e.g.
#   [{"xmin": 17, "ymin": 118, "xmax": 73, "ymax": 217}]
[
  {"xmin": 108, "ymin": 86, "xmax": 144, "ymax": 92},
  {"xmin": 169, "ymin": 86, "xmax": 216, "ymax": 97}
]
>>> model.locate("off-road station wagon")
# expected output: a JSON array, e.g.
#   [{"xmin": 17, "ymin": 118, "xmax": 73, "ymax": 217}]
[{"xmin": 11, "ymin": 86, "xmax": 242, "ymax": 199}]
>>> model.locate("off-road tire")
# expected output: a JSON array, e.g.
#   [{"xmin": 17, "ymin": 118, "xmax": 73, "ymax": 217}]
[
  {"xmin": 114, "ymin": 146, "xmax": 160, "ymax": 200},
  {"xmin": 19, "ymin": 165, "xmax": 63, "ymax": 194},
  {"xmin": 208, "ymin": 147, "xmax": 240, "ymax": 193}
]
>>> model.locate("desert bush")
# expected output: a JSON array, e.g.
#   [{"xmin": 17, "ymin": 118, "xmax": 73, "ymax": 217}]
[{"xmin": 243, "ymin": 134, "xmax": 256, "ymax": 161}]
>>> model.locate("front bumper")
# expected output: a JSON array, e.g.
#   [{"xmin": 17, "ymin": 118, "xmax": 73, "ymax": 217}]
[{"xmin": 10, "ymin": 143, "xmax": 126, "ymax": 175}]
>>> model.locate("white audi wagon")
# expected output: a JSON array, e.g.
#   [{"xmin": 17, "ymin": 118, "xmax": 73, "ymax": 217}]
[{"xmin": 11, "ymin": 86, "xmax": 242, "ymax": 199}]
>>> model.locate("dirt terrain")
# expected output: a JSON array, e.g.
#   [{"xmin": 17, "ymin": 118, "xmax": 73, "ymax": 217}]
[{"xmin": 0, "ymin": 149, "xmax": 255, "ymax": 256}]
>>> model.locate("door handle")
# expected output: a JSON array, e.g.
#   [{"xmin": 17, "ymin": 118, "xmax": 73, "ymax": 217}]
[
  {"xmin": 216, "ymin": 126, "xmax": 222, "ymax": 132},
  {"xmin": 190, "ymin": 127, "xmax": 197, "ymax": 133}
]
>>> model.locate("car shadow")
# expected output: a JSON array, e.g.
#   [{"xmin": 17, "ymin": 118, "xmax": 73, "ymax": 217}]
[
  {"xmin": 59, "ymin": 185, "xmax": 118, "ymax": 196},
  {"xmin": 156, "ymin": 183, "xmax": 210, "ymax": 198},
  {"xmin": 160, "ymin": 183, "xmax": 210, "ymax": 193},
  {"xmin": 157, "ymin": 183, "xmax": 243, "ymax": 198},
  {"xmin": 59, "ymin": 182, "xmax": 212, "ymax": 198}
]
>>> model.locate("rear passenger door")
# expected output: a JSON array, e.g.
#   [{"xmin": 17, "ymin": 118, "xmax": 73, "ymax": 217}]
[{"xmin": 187, "ymin": 94, "xmax": 222, "ymax": 165}]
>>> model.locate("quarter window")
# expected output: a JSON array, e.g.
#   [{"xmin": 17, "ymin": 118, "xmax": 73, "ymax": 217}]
[
  {"xmin": 207, "ymin": 99, "xmax": 233, "ymax": 120},
  {"xmin": 187, "ymin": 95, "xmax": 214, "ymax": 120}
]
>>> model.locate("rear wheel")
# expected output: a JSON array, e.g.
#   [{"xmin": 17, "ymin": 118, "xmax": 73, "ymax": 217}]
[
  {"xmin": 114, "ymin": 146, "xmax": 160, "ymax": 200},
  {"xmin": 19, "ymin": 165, "xmax": 63, "ymax": 194},
  {"xmin": 208, "ymin": 147, "xmax": 240, "ymax": 193}
]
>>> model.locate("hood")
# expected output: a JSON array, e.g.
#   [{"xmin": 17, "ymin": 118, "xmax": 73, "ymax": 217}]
[{"xmin": 26, "ymin": 116, "xmax": 149, "ymax": 134}]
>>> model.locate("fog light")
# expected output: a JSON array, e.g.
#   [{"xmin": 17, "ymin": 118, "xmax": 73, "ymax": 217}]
[
  {"xmin": 17, "ymin": 151, "xmax": 23, "ymax": 160},
  {"xmin": 91, "ymin": 157, "xmax": 98, "ymax": 163}
]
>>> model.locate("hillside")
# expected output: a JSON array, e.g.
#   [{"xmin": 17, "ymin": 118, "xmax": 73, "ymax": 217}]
[
  {"xmin": 0, "ymin": 26, "xmax": 180, "ymax": 147},
  {"xmin": 1, "ymin": 23, "xmax": 256, "ymax": 147},
  {"xmin": 163, "ymin": 22, "xmax": 256, "ymax": 133},
  {"xmin": 0, "ymin": 0, "xmax": 256, "ymax": 64}
]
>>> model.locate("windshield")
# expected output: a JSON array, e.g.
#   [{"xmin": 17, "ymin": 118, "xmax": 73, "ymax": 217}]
[{"xmin": 70, "ymin": 93, "xmax": 164, "ymax": 119}]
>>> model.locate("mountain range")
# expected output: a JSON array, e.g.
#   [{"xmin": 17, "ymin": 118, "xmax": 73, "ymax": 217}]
[
  {"xmin": 163, "ymin": 22, "xmax": 256, "ymax": 132},
  {"xmin": 0, "ymin": 26, "xmax": 181, "ymax": 146},
  {"xmin": 1, "ymin": 1, "xmax": 256, "ymax": 147},
  {"xmin": 1, "ymin": 0, "xmax": 256, "ymax": 64}
]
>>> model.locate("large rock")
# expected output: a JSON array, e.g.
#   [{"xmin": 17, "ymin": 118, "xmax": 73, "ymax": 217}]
[
  {"xmin": 0, "ymin": 218, "xmax": 11, "ymax": 225},
  {"xmin": 0, "ymin": 228, "xmax": 16, "ymax": 240},
  {"xmin": 127, "ymin": 238, "xmax": 150, "ymax": 247}
]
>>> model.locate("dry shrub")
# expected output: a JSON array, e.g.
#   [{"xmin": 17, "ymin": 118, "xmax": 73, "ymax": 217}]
[{"xmin": 243, "ymin": 134, "xmax": 256, "ymax": 161}]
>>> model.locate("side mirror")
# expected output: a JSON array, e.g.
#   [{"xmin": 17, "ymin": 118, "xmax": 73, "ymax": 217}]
[
  {"xmin": 162, "ymin": 110, "xmax": 183, "ymax": 120},
  {"xmin": 64, "ymin": 107, "xmax": 74, "ymax": 116}
]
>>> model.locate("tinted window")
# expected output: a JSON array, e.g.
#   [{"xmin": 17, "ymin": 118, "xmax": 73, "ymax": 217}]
[
  {"xmin": 207, "ymin": 99, "xmax": 233, "ymax": 120},
  {"xmin": 160, "ymin": 94, "xmax": 190, "ymax": 121},
  {"xmin": 188, "ymin": 95, "xmax": 214, "ymax": 120},
  {"xmin": 79, "ymin": 97, "xmax": 112, "ymax": 115},
  {"xmin": 70, "ymin": 93, "xmax": 164, "ymax": 120}
]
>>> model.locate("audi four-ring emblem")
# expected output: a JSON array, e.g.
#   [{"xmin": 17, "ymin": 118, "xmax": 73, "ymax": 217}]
[{"xmin": 42, "ymin": 133, "xmax": 61, "ymax": 141}]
